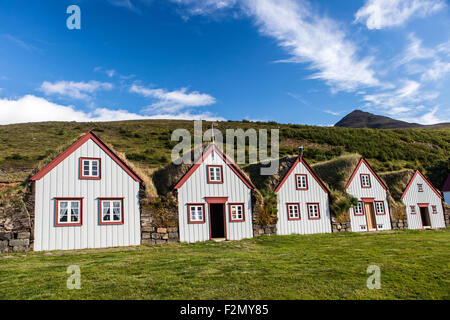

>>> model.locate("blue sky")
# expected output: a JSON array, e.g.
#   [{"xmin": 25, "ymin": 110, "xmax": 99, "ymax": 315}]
[{"xmin": 0, "ymin": 0, "xmax": 449, "ymax": 125}]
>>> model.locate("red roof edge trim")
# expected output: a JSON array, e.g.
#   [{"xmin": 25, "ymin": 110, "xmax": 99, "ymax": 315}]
[
  {"xmin": 173, "ymin": 144, "xmax": 255, "ymax": 190},
  {"xmin": 30, "ymin": 131, "xmax": 143, "ymax": 183},
  {"xmin": 401, "ymin": 169, "xmax": 443, "ymax": 200},
  {"xmin": 345, "ymin": 157, "xmax": 387, "ymax": 190}
]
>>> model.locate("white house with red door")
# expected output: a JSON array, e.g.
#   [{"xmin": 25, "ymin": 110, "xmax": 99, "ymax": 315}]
[
  {"xmin": 30, "ymin": 131, "xmax": 143, "ymax": 251},
  {"xmin": 274, "ymin": 151, "xmax": 331, "ymax": 235},
  {"xmin": 345, "ymin": 157, "xmax": 391, "ymax": 232},
  {"xmin": 401, "ymin": 170, "xmax": 445, "ymax": 229},
  {"xmin": 174, "ymin": 143, "xmax": 255, "ymax": 243}
]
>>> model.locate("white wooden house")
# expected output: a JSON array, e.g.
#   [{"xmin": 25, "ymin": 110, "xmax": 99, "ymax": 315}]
[
  {"xmin": 30, "ymin": 131, "xmax": 143, "ymax": 251},
  {"xmin": 401, "ymin": 170, "xmax": 445, "ymax": 229},
  {"xmin": 274, "ymin": 153, "xmax": 331, "ymax": 235},
  {"xmin": 174, "ymin": 144, "xmax": 255, "ymax": 243},
  {"xmin": 345, "ymin": 157, "xmax": 391, "ymax": 232}
]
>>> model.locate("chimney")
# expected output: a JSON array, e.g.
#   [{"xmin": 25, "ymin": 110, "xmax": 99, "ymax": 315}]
[{"xmin": 298, "ymin": 146, "xmax": 303, "ymax": 158}]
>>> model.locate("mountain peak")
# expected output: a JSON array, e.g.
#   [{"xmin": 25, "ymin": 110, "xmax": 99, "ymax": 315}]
[{"xmin": 335, "ymin": 110, "xmax": 420, "ymax": 129}]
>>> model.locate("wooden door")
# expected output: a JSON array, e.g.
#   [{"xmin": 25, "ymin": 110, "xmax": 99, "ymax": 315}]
[{"xmin": 365, "ymin": 203, "xmax": 377, "ymax": 230}]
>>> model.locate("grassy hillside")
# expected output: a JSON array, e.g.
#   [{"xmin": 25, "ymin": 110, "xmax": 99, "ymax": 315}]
[
  {"xmin": 0, "ymin": 229, "xmax": 449, "ymax": 299},
  {"xmin": 0, "ymin": 120, "xmax": 448, "ymax": 188}
]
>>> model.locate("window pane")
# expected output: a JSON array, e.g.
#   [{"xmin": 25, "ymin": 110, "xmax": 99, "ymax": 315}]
[
  {"xmin": 215, "ymin": 168, "xmax": 221, "ymax": 181},
  {"xmin": 113, "ymin": 201, "xmax": 121, "ymax": 221},
  {"xmin": 59, "ymin": 202, "xmax": 68, "ymax": 222},
  {"xmin": 103, "ymin": 202, "xmax": 111, "ymax": 221}
]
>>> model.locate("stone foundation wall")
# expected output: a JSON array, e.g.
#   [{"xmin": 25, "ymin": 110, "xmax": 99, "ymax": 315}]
[
  {"xmin": 142, "ymin": 226, "xmax": 179, "ymax": 244},
  {"xmin": 391, "ymin": 219, "xmax": 408, "ymax": 229},
  {"xmin": 253, "ymin": 224, "xmax": 277, "ymax": 237},
  {"xmin": 331, "ymin": 221, "xmax": 351, "ymax": 232}
]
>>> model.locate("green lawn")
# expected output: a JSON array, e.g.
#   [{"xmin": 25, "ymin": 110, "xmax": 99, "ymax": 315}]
[{"xmin": 1, "ymin": 229, "xmax": 449, "ymax": 300}]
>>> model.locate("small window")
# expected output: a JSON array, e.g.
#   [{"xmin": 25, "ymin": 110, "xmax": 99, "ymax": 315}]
[
  {"xmin": 207, "ymin": 165, "xmax": 223, "ymax": 183},
  {"xmin": 99, "ymin": 198, "xmax": 124, "ymax": 225},
  {"xmin": 417, "ymin": 184, "xmax": 423, "ymax": 192},
  {"xmin": 360, "ymin": 174, "xmax": 371, "ymax": 188},
  {"xmin": 410, "ymin": 205, "xmax": 416, "ymax": 214},
  {"xmin": 431, "ymin": 205, "xmax": 438, "ymax": 214},
  {"xmin": 55, "ymin": 198, "xmax": 82, "ymax": 226},
  {"xmin": 188, "ymin": 204, "xmax": 205, "ymax": 223},
  {"xmin": 361, "ymin": 225, "xmax": 367, "ymax": 230},
  {"xmin": 229, "ymin": 203, "xmax": 245, "ymax": 222},
  {"xmin": 377, "ymin": 224, "xmax": 383, "ymax": 229},
  {"xmin": 307, "ymin": 203, "xmax": 320, "ymax": 219},
  {"xmin": 287, "ymin": 203, "xmax": 300, "ymax": 220},
  {"xmin": 295, "ymin": 174, "xmax": 308, "ymax": 190},
  {"xmin": 80, "ymin": 157, "xmax": 101, "ymax": 179},
  {"xmin": 354, "ymin": 201, "xmax": 364, "ymax": 216},
  {"xmin": 375, "ymin": 201, "xmax": 385, "ymax": 215}
]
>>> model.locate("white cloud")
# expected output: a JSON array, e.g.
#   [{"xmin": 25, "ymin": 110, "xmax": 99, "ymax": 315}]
[
  {"xmin": 106, "ymin": 69, "xmax": 116, "ymax": 77},
  {"xmin": 39, "ymin": 80, "xmax": 113, "ymax": 100},
  {"xmin": 170, "ymin": 0, "xmax": 238, "ymax": 17},
  {"xmin": 0, "ymin": 95, "xmax": 224, "ymax": 125},
  {"xmin": 3, "ymin": 34, "xmax": 37, "ymax": 52},
  {"xmin": 242, "ymin": 0, "xmax": 379, "ymax": 92},
  {"xmin": 396, "ymin": 106, "xmax": 446, "ymax": 125},
  {"xmin": 355, "ymin": 0, "xmax": 446, "ymax": 30},
  {"xmin": 130, "ymin": 84, "xmax": 216, "ymax": 113}
]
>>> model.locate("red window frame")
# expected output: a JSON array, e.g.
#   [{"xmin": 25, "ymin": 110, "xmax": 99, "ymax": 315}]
[
  {"xmin": 206, "ymin": 165, "xmax": 223, "ymax": 184},
  {"xmin": 295, "ymin": 174, "xmax": 308, "ymax": 190},
  {"xmin": 410, "ymin": 205, "xmax": 416, "ymax": 214},
  {"xmin": 54, "ymin": 197, "xmax": 83, "ymax": 227},
  {"xmin": 79, "ymin": 157, "xmax": 101, "ymax": 180},
  {"xmin": 98, "ymin": 197, "xmax": 124, "ymax": 225},
  {"xmin": 360, "ymin": 174, "xmax": 371, "ymax": 188},
  {"xmin": 187, "ymin": 203, "xmax": 206, "ymax": 224},
  {"xmin": 431, "ymin": 205, "xmax": 437, "ymax": 214},
  {"xmin": 307, "ymin": 203, "xmax": 321, "ymax": 220},
  {"xmin": 374, "ymin": 201, "xmax": 385, "ymax": 215},
  {"xmin": 417, "ymin": 184, "xmax": 424, "ymax": 192},
  {"xmin": 228, "ymin": 203, "xmax": 245, "ymax": 222},
  {"xmin": 286, "ymin": 203, "xmax": 301, "ymax": 221},
  {"xmin": 354, "ymin": 201, "xmax": 364, "ymax": 216}
]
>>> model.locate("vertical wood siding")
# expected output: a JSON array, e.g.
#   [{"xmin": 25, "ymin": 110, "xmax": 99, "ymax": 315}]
[
  {"xmin": 34, "ymin": 139, "xmax": 141, "ymax": 251},
  {"xmin": 276, "ymin": 161, "xmax": 331, "ymax": 235},
  {"xmin": 402, "ymin": 174, "xmax": 445, "ymax": 229},
  {"xmin": 177, "ymin": 150, "xmax": 253, "ymax": 243},
  {"xmin": 346, "ymin": 162, "xmax": 391, "ymax": 232}
]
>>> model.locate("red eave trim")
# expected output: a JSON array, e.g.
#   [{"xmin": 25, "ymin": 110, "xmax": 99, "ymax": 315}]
[
  {"xmin": 274, "ymin": 156, "xmax": 330, "ymax": 194},
  {"xmin": 401, "ymin": 170, "xmax": 443, "ymax": 200},
  {"xmin": 30, "ymin": 131, "xmax": 143, "ymax": 183},
  {"xmin": 173, "ymin": 144, "xmax": 255, "ymax": 190},
  {"xmin": 345, "ymin": 157, "xmax": 387, "ymax": 190}
]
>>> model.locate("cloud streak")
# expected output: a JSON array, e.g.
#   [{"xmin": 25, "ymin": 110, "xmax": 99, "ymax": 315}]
[{"xmin": 39, "ymin": 80, "xmax": 114, "ymax": 100}]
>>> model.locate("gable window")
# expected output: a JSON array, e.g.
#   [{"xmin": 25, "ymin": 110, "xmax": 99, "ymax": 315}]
[
  {"xmin": 410, "ymin": 205, "xmax": 416, "ymax": 214},
  {"xmin": 307, "ymin": 203, "xmax": 320, "ymax": 219},
  {"xmin": 99, "ymin": 198, "xmax": 124, "ymax": 225},
  {"xmin": 229, "ymin": 203, "xmax": 245, "ymax": 222},
  {"xmin": 80, "ymin": 157, "xmax": 101, "ymax": 179},
  {"xmin": 188, "ymin": 204, "xmax": 205, "ymax": 223},
  {"xmin": 431, "ymin": 205, "xmax": 438, "ymax": 214},
  {"xmin": 295, "ymin": 174, "xmax": 308, "ymax": 190},
  {"xmin": 375, "ymin": 201, "xmax": 385, "ymax": 215},
  {"xmin": 354, "ymin": 201, "xmax": 364, "ymax": 216},
  {"xmin": 55, "ymin": 198, "xmax": 83, "ymax": 226},
  {"xmin": 207, "ymin": 165, "xmax": 223, "ymax": 184},
  {"xmin": 417, "ymin": 184, "xmax": 423, "ymax": 192},
  {"xmin": 287, "ymin": 203, "xmax": 300, "ymax": 220},
  {"xmin": 360, "ymin": 174, "xmax": 371, "ymax": 188}
]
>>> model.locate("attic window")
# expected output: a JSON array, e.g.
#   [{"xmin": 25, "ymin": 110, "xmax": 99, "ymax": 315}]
[
  {"xmin": 296, "ymin": 174, "xmax": 308, "ymax": 190},
  {"xmin": 417, "ymin": 184, "xmax": 424, "ymax": 192},
  {"xmin": 360, "ymin": 174, "xmax": 371, "ymax": 188},
  {"xmin": 375, "ymin": 201, "xmax": 385, "ymax": 215},
  {"xmin": 207, "ymin": 165, "xmax": 223, "ymax": 183},
  {"xmin": 80, "ymin": 157, "xmax": 101, "ymax": 179},
  {"xmin": 287, "ymin": 203, "xmax": 300, "ymax": 220},
  {"xmin": 55, "ymin": 198, "xmax": 83, "ymax": 226},
  {"xmin": 307, "ymin": 203, "xmax": 320, "ymax": 219}
]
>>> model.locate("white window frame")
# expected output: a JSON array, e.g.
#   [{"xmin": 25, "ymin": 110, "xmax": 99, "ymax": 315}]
[
  {"xmin": 410, "ymin": 205, "xmax": 416, "ymax": 214},
  {"xmin": 417, "ymin": 184, "xmax": 424, "ymax": 192},
  {"xmin": 80, "ymin": 158, "xmax": 100, "ymax": 179},
  {"xmin": 431, "ymin": 205, "xmax": 438, "ymax": 214},
  {"xmin": 296, "ymin": 174, "xmax": 308, "ymax": 190},
  {"xmin": 354, "ymin": 201, "xmax": 364, "ymax": 215},
  {"xmin": 360, "ymin": 174, "xmax": 371, "ymax": 188},
  {"xmin": 55, "ymin": 198, "xmax": 82, "ymax": 226},
  {"xmin": 307, "ymin": 203, "xmax": 320, "ymax": 219},
  {"xmin": 229, "ymin": 204, "xmax": 245, "ymax": 222},
  {"xmin": 375, "ymin": 201, "xmax": 385, "ymax": 215},
  {"xmin": 287, "ymin": 203, "xmax": 300, "ymax": 220},
  {"xmin": 207, "ymin": 165, "xmax": 223, "ymax": 183},
  {"xmin": 188, "ymin": 204, "xmax": 205, "ymax": 223},
  {"xmin": 99, "ymin": 199, "xmax": 123, "ymax": 224}
]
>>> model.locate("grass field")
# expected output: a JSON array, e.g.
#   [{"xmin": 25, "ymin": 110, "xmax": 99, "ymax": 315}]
[{"xmin": 0, "ymin": 229, "xmax": 449, "ymax": 300}]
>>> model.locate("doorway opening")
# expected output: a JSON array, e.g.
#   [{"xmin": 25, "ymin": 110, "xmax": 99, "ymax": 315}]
[
  {"xmin": 364, "ymin": 202, "xmax": 377, "ymax": 231},
  {"xmin": 210, "ymin": 203, "xmax": 225, "ymax": 239},
  {"xmin": 419, "ymin": 206, "xmax": 431, "ymax": 228}
]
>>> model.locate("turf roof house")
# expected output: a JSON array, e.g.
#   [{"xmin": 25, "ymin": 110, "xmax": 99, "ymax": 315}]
[
  {"xmin": 30, "ymin": 131, "xmax": 143, "ymax": 251},
  {"xmin": 274, "ymin": 148, "xmax": 332, "ymax": 235},
  {"xmin": 173, "ymin": 143, "xmax": 255, "ymax": 243},
  {"xmin": 345, "ymin": 157, "xmax": 391, "ymax": 232},
  {"xmin": 401, "ymin": 170, "xmax": 445, "ymax": 229}
]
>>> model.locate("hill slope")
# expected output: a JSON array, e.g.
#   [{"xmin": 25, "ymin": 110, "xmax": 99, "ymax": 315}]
[
  {"xmin": 0, "ymin": 119, "xmax": 449, "ymax": 188},
  {"xmin": 335, "ymin": 110, "xmax": 450, "ymax": 129}
]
